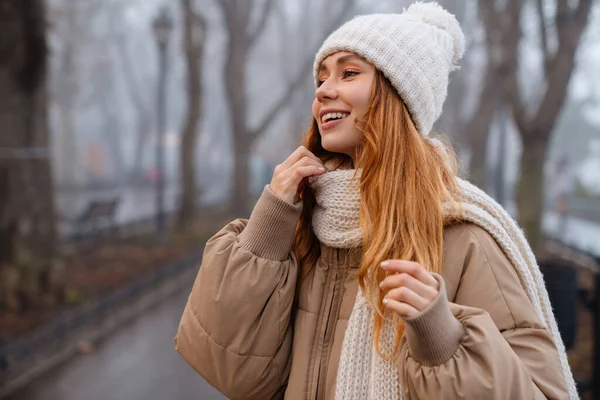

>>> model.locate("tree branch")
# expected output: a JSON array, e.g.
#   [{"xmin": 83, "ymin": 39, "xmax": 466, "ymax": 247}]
[
  {"xmin": 530, "ymin": 0, "xmax": 592, "ymax": 134},
  {"xmin": 499, "ymin": 0, "xmax": 528, "ymax": 134},
  {"xmin": 249, "ymin": 0, "xmax": 356, "ymax": 141},
  {"xmin": 535, "ymin": 0, "xmax": 550, "ymax": 75},
  {"xmin": 247, "ymin": 0, "xmax": 276, "ymax": 47},
  {"xmin": 477, "ymin": 0, "xmax": 501, "ymax": 38},
  {"xmin": 215, "ymin": 0, "xmax": 235, "ymax": 27},
  {"xmin": 248, "ymin": 54, "xmax": 313, "ymax": 143}
]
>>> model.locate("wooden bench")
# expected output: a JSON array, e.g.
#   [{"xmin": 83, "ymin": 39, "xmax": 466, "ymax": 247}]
[{"xmin": 69, "ymin": 198, "xmax": 120, "ymax": 239}]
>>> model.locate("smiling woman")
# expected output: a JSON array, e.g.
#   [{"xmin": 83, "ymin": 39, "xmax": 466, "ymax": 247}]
[
  {"xmin": 175, "ymin": 2, "xmax": 578, "ymax": 400},
  {"xmin": 312, "ymin": 52, "xmax": 375, "ymax": 161}
]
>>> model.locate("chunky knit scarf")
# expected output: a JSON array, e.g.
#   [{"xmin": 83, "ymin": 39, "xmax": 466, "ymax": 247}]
[{"xmin": 308, "ymin": 168, "xmax": 578, "ymax": 400}]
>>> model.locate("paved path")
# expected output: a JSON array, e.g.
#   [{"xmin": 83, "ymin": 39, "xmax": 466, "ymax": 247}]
[{"xmin": 6, "ymin": 286, "xmax": 226, "ymax": 400}]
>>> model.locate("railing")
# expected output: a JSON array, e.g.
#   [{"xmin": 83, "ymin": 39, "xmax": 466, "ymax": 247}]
[{"xmin": 545, "ymin": 239, "xmax": 600, "ymax": 398}]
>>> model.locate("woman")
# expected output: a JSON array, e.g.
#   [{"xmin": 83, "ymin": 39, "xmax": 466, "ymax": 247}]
[{"xmin": 175, "ymin": 3, "xmax": 576, "ymax": 399}]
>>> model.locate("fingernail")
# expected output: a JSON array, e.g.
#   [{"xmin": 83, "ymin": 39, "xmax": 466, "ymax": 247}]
[
  {"xmin": 380, "ymin": 261, "xmax": 389, "ymax": 268},
  {"xmin": 379, "ymin": 281, "xmax": 383, "ymax": 288},
  {"xmin": 382, "ymin": 297, "xmax": 389, "ymax": 304},
  {"xmin": 319, "ymin": 167, "xmax": 325, "ymax": 172}
]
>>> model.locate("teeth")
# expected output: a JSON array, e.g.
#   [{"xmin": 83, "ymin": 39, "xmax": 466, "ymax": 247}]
[{"xmin": 322, "ymin": 112, "xmax": 349, "ymax": 123}]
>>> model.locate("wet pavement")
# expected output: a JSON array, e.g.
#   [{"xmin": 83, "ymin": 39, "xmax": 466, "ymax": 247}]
[{"xmin": 6, "ymin": 286, "xmax": 226, "ymax": 400}]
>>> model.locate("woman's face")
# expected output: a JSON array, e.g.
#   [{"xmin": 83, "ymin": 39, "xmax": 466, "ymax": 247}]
[{"xmin": 312, "ymin": 51, "xmax": 376, "ymax": 162}]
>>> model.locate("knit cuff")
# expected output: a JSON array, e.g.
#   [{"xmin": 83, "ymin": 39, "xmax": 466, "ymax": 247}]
[
  {"xmin": 403, "ymin": 273, "xmax": 466, "ymax": 367},
  {"xmin": 237, "ymin": 185, "xmax": 303, "ymax": 261}
]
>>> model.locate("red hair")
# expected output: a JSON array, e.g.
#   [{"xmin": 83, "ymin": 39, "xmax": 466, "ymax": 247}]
[{"xmin": 292, "ymin": 70, "xmax": 461, "ymax": 358}]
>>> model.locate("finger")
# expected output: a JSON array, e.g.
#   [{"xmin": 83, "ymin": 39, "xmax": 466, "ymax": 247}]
[
  {"xmin": 287, "ymin": 158, "xmax": 326, "ymax": 181},
  {"xmin": 290, "ymin": 156, "xmax": 325, "ymax": 171},
  {"xmin": 380, "ymin": 260, "xmax": 438, "ymax": 289},
  {"xmin": 289, "ymin": 165, "xmax": 326, "ymax": 186},
  {"xmin": 380, "ymin": 273, "xmax": 438, "ymax": 301},
  {"xmin": 382, "ymin": 298, "xmax": 419, "ymax": 319},
  {"xmin": 275, "ymin": 157, "xmax": 322, "ymax": 183},
  {"xmin": 385, "ymin": 286, "xmax": 429, "ymax": 311},
  {"xmin": 280, "ymin": 146, "xmax": 323, "ymax": 170}
]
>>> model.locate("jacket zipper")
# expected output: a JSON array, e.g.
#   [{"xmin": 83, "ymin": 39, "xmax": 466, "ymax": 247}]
[{"xmin": 309, "ymin": 248, "xmax": 348, "ymax": 399}]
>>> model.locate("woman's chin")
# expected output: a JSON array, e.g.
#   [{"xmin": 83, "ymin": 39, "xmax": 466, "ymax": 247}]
[
  {"xmin": 321, "ymin": 141, "xmax": 343, "ymax": 154},
  {"xmin": 321, "ymin": 136, "xmax": 353, "ymax": 155}
]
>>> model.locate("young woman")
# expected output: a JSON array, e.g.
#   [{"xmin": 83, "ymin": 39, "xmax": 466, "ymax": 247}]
[{"xmin": 175, "ymin": 3, "xmax": 576, "ymax": 399}]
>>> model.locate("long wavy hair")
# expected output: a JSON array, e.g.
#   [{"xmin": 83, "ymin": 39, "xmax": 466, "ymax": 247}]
[{"xmin": 292, "ymin": 69, "xmax": 462, "ymax": 358}]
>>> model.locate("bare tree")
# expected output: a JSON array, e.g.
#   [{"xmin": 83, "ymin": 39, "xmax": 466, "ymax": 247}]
[
  {"xmin": 433, "ymin": 0, "xmax": 481, "ymax": 174},
  {"xmin": 92, "ymin": 57, "xmax": 126, "ymax": 180},
  {"xmin": 50, "ymin": 0, "xmax": 129, "ymax": 185},
  {"xmin": 214, "ymin": 0, "xmax": 277, "ymax": 214},
  {"xmin": 0, "ymin": 0, "xmax": 61, "ymax": 310},
  {"xmin": 479, "ymin": 0, "xmax": 593, "ymax": 256},
  {"xmin": 216, "ymin": 0, "xmax": 357, "ymax": 214},
  {"xmin": 463, "ymin": 2, "xmax": 513, "ymax": 189},
  {"xmin": 177, "ymin": 0, "xmax": 207, "ymax": 230},
  {"xmin": 112, "ymin": 28, "xmax": 154, "ymax": 182},
  {"xmin": 49, "ymin": 1, "xmax": 83, "ymax": 187}
]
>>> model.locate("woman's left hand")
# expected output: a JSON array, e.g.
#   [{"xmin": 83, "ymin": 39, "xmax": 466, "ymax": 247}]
[{"xmin": 379, "ymin": 260, "xmax": 440, "ymax": 319}]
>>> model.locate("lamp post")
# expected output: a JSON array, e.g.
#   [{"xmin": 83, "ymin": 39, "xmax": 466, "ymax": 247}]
[{"xmin": 152, "ymin": 6, "xmax": 173, "ymax": 236}]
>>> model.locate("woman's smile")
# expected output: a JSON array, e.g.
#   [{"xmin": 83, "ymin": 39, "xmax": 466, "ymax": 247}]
[{"xmin": 320, "ymin": 111, "xmax": 351, "ymax": 131}]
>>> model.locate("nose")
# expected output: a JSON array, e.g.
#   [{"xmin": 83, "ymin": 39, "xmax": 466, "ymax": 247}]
[{"xmin": 315, "ymin": 78, "xmax": 338, "ymax": 102}]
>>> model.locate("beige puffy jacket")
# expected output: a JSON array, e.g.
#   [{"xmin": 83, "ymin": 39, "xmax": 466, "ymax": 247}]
[{"xmin": 175, "ymin": 186, "xmax": 569, "ymax": 399}]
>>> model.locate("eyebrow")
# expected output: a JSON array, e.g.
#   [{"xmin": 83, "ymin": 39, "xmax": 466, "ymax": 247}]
[{"xmin": 319, "ymin": 54, "xmax": 365, "ymax": 72}]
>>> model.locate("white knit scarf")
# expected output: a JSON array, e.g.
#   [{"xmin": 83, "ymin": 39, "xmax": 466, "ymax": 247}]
[{"xmin": 308, "ymin": 167, "xmax": 578, "ymax": 400}]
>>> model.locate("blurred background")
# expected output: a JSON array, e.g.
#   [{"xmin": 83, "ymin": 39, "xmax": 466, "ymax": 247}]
[{"xmin": 0, "ymin": 0, "xmax": 599, "ymax": 399}]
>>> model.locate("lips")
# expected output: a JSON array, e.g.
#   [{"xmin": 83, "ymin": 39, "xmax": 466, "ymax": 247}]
[
  {"xmin": 321, "ymin": 111, "xmax": 350, "ymax": 123},
  {"xmin": 319, "ymin": 110, "xmax": 351, "ymax": 131},
  {"xmin": 321, "ymin": 117, "xmax": 346, "ymax": 131}
]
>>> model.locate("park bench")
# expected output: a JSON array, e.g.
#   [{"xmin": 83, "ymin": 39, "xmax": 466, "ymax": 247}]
[{"xmin": 65, "ymin": 198, "xmax": 121, "ymax": 240}]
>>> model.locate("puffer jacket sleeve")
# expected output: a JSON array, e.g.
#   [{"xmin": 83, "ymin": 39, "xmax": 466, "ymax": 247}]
[
  {"xmin": 174, "ymin": 185, "xmax": 302, "ymax": 400},
  {"xmin": 397, "ymin": 224, "xmax": 571, "ymax": 400}
]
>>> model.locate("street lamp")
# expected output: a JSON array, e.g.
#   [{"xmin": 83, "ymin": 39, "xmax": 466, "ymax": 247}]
[{"xmin": 152, "ymin": 6, "xmax": 173, "ymax": 236}]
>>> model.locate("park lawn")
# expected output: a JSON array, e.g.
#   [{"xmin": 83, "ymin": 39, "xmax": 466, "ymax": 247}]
[{"xmin": 0, "ymin": 213, "xmax": 233, "ymax": 339}]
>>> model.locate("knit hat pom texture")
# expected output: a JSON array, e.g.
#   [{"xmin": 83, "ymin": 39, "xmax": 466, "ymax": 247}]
[
  {"xmin": 313, "ymin": 1, "xmax": 466, "ymax": 136},
  {"xmin": 405, "ymin": 2, "xmax": 465, "ymax": 66}
]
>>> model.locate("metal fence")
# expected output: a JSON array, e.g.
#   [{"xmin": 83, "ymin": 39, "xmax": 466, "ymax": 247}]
[{"xmin": 545, "ymin": 239, "xmax": 600, "ymax": 398}]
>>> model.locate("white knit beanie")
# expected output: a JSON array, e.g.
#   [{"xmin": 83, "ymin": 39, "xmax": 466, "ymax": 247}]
[{"xmin": 313, "ymin": 2, "xmax": 465, "ymax": 136}]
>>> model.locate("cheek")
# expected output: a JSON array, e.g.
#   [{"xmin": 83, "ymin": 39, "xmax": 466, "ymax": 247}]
[
  {"xmin": 348, "ymin": 86, "xmax": 372, "ymax": 118},
  {"xmin": 312, "ymin": 98, "xmax": 319, "ymax": 119}
]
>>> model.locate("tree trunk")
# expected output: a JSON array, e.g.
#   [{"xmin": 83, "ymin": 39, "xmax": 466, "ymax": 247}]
[
  {"xmin": 232, "ymin": 136, "xmax": 252, "ymax": 215},
  {"xmin": 52, "ymin": 2, "xmax": 82, "ymax": 188},
  {"xmin": 225, "ymin": 39, "xmax": 254, "ymax": 216},
  {"xmin": 463, "ymin": 66, "xmax": 500, "ymax": 190},
  {"xmin": 130, "ymin": 115, "xmax": 152, "ymax": 182},
  {"xmin": 502, "ymin": 0, "xmax": 592, "ymax": 259},
  {"xmin": 0, "ymin": 0, "xmax": 61, "ymax": 310},
  {"xmin": 177, "ymin": 0, "xmax": 206, "ymax": 230},
  {"xmin": 56, "ymin": 103, "xmax": 80, "ymax": 186},
  {"xmin": 516, "ymin": 134, "xmax": 547, "ymax": 257},
  {"xmin": 216, "ymin": 0, "xmax": 355, "ymax": 216},
  {"xmin": 97, "ymin": 79, "xmax": 125, "ymax": 182},
  {"xmin": 114, "ymin": 29, "xmax": 152, "ymax": 182}
]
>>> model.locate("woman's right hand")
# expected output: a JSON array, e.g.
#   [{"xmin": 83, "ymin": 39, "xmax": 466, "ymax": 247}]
[{"xmin": 270, "ymin": 146, "xmax": 326, "ymax": 204}]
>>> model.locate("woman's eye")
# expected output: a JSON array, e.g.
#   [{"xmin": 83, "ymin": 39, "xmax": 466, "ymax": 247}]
[
  {"xmin": 343, "ymin": 70, "xmax": 359, "ymax": 79},
  {"xmin": 317, "ymin": 79, "xmax": 324, "ymax": 87}
]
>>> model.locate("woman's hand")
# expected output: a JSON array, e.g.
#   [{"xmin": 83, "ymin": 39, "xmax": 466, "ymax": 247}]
[
  {"xmin": 270, "ymin": 146, "xmax": 326, "ymax": 204},
  {"xmin": 379, "ymin": 260, "xmax": 440, "ymax": 319}
]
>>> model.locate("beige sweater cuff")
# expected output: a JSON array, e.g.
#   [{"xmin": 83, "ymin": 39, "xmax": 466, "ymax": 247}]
[
  {"xmin": 403, "ymin": 273, "xmax": 466, "ymax": 367},
  {"xmin": 237, "ymin": 185, "xmax": 303, "ymax": 261}
]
